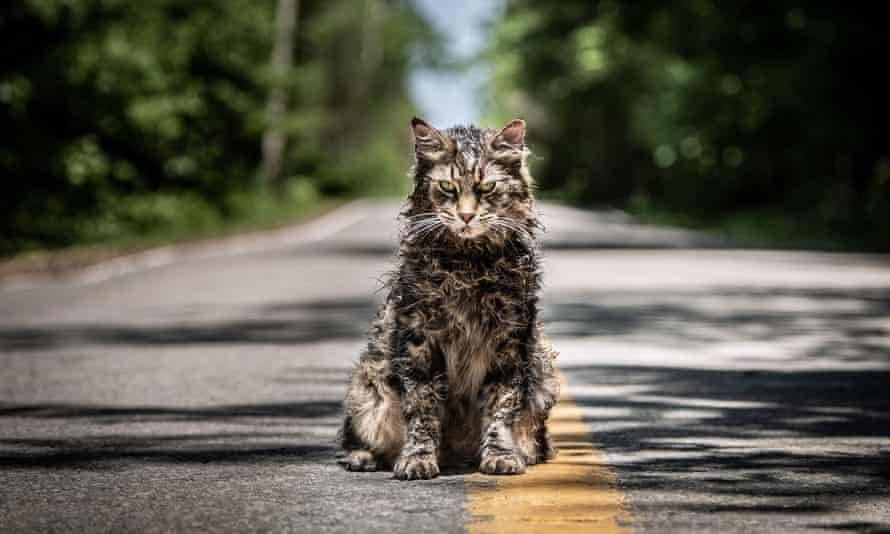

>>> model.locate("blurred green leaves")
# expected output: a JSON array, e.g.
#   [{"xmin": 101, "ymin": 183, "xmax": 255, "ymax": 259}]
[
  {"xmin": 487, "ymin": 1, "xmax": 890, "ymax": 249},
  {"xmin": 1, "ymin": 0, "xmax": 433, "ymax": 255}
]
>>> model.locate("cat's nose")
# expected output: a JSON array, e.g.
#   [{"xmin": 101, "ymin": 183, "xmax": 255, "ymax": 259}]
[{"xmin": 459, "ymin": 212, "xmax": 475, "ymax": 223}]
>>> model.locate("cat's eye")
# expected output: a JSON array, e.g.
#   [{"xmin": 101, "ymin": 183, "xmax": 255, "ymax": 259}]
[
  {"xmin": 477, "ymin": 181, "xmax": 496, "ymax": 193},
  {"xmin": 438, "ymin": 180, "xmax": 457, "ymax": 194}
]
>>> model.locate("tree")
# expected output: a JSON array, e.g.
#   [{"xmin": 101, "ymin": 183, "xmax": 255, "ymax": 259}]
[
  {"xmin": 487, "ymin": 1, "xmax": 890, "ymax": 248},
  {"xmin": 0, "ymin": 0, "xmax": 438, "ymax": 255},
  {"xmin": 260, "ymin": 0, "xmax": 299, "ymax": 186}
]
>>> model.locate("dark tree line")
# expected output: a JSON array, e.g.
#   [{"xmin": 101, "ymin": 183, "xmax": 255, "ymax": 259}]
[
  {"xmin": 1, "ymin": 0, "xmax": 435, "ymax": 254},
  {"xmin": 488, "ymin": 1, "xmax": 890, "ymax": 248}
]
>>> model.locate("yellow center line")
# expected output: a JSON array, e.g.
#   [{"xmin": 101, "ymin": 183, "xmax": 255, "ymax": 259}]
[{"xmin": 465, "ymin": 373, "xmax": 633, "ymax": 534}]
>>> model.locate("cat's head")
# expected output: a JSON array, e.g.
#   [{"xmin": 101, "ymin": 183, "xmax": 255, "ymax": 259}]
[{"xmin": 406, "ymin": 117, "xmax": 536, "ymax": 245}]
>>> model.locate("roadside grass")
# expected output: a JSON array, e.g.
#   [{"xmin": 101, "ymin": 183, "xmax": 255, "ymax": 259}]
[
  {"xmin": 535, "ymin": 188, "xmax": 889, "ymax": 252},
  {"xmin": 0, "ymin": 187, "xmax": 347, "ymax": 280},
  {"xmin": 627, "ymin": 205, "xmax": 890, "ymax": 252}
]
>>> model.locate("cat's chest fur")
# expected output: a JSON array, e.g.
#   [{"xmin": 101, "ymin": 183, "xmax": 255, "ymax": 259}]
[{"xmin": 409, "ymin": 253, "xmax": 532, "ymax": 399}]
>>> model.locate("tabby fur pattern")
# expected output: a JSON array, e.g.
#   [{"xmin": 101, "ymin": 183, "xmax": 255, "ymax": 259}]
[{"xmin": 338, "ymin": 118, "xmax": 559, "ymax": 480}]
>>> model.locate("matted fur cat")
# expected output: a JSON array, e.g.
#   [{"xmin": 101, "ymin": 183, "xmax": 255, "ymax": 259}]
[{"xmin": 338, "ymin": 118, "xmax": 559, "ymax": 480}]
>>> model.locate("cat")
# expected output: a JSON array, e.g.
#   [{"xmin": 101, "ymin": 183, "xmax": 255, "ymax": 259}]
[{"xmin": 337, "ymin": 117, "xmax": 559, "ymax": 480}]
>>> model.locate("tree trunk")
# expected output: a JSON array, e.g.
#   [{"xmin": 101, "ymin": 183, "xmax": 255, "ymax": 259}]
[
  {"xmin": 260, "ymin": 0, "xmax": 299, "ymax": 187},
  {"xmin": 353, "ymin": 0, "xmax": 382, "ymax": 102}
]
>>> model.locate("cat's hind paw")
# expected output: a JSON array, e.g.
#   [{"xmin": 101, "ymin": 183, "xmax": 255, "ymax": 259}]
[{"xmin": 338, "ymin": 450, "xmax": 378, "ymax": 472}]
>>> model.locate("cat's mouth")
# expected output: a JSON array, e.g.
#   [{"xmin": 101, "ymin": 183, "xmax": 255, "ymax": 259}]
[
  {"xmin": 454, "ymin": 223, "xmax": 487, "ymax": 239},
  {"xmin": 436, "ymin": 212, "xmax": 494, "ymax": 240}
]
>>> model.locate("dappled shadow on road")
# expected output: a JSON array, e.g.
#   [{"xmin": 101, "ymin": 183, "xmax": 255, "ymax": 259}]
[
  {"xmin": 6, "ymin": 286, "xmax": 889, "ymax": 367},
  {"xmin": 812, "ymin": 522, "xmax": 890, "ymax": 534},
  {"xmin": 545, "ymin": 286, "xmax": 890, "ymax": 366},
  {"xmin": 547, "ymin": 284, "xmax": 890, "ymax": 530},
  {"xmin": 0, "ymin": 297, "xmax": 379, "ymax": 351},
  {"xmin": 2, "ymin": 280, "xmax": 889, "ymax": 528},
  {"xmin": 562, "ymin": 364, "xmax": 890, "ymax": 529},
  {"xmin": 0, "ymin": 295, "xmax": 364, "ymax": 469},
  {"xmin": 0, "ymin": 440, "xmax": 334, "ymax": 469},
  {"xmin": 0, "ymin": 399, "xmax": 342, "ymax": 469},
  {"xmin": 0, "ymin": 400, "xmax": 341, "ymax": 421},
  {"xmin": 0, "ymin": 361, "xmax": 347, "ymax": 469}
]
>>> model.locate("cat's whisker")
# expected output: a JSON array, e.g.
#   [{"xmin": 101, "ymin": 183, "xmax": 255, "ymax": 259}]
[
  {"xmin": 502, "ymin": 218, "xmax": 532, "ymax": 232},
  {"xmin": 408, "ymin": 228, "xmax": 439, "ymax": 242},
  {"xmin": 492, "ymin": 218, "xmax": 529, "ymax": 233},
  {"xmin": 405, "ymin": 220, "xmax": 438, "ymax": 231},
  {"xmin": 406, "ymin": 215, "xmax": 441, "ymax": 227},
  {"xmin": 407, "ymin": 216, "xmax": 446, "ymax": 241},
  {"xmin": 407, "ymin": 218, "xmax": 438, "ymax": 228},
  {"xmin": 407, "ymin": 213, "xmax": 439, "ymax": 222},
  {"xmin": 491, "ymin": 218, "xmax": 532, "ymax": 238}
]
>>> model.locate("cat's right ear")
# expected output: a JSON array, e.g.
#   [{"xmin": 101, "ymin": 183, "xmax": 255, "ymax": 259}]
[{"xmin": 411, "ymin": 117, "xmax": 453, "ymax": 163}]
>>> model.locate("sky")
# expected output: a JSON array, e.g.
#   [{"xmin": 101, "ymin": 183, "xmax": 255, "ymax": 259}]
[{"xmin": 409, "ymin": 0, "xmax": 503, "ymax": 129}]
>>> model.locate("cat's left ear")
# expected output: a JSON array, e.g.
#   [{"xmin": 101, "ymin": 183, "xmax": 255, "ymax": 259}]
[
  {"xmin": 411, "ymin": 117, "xmax": 454, "ymax": 163},
  {"xmin": 495, "ymin": 119, "xmax": 526, "ymax": 147},
  {"xmin": 489, "ymin": 119, "xmax": 527, "ymax": 162}
]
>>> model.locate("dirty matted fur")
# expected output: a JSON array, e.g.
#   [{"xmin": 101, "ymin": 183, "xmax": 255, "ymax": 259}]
[{"xmin": 338, "ymin": 117, "xmax": 559, "ymax": 480}]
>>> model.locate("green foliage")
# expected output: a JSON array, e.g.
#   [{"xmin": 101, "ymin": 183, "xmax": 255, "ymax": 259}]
[
  {"xmin": 487, "ymin": 1, "xmax": 890, "ymax": 249},
  {"xmin": 1, "ymin": 0, "xmax": 433, "ymax": 255}
]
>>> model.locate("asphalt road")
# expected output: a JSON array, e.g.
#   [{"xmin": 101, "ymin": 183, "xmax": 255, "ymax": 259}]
[{"xmin": 1, "ymin": 200, "xmax": 889, "ymax": 533}]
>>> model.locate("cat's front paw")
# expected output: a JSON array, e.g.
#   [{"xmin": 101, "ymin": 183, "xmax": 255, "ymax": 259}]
[
  {"xmin": 479, "ymin": 452, "xmax": 526, "ymax": 475},
  {"xmin": 393, "ymin": 453, "xmax": 440, "ymax": 480}
]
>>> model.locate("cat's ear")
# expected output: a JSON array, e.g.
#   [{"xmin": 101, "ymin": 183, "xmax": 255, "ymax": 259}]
[
  {"xmin": 489, "ymin": 119, "xmax": 527, "ymax": 162},
  {"xmin": 411, "ymin": 117, "xmax": 453, "ymax": 162},
  {"xmin": 496, "ymin": 119, "xmax": 526, "ymax": 147}
]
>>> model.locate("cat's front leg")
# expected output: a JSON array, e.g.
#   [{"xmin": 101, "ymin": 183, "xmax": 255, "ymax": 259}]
[
  {"xmin": 392, "ymin": 331, "xmax": 446, "ymax": 481},
  {"xmin": 478, "ymin": 369, "xmax": 527, "ymax": 475}
]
